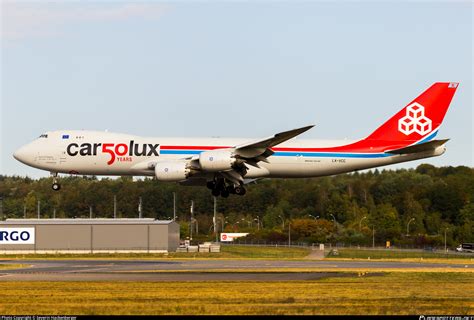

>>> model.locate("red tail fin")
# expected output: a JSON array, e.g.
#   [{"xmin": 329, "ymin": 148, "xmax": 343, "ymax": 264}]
[{"xmin": 366, "ymin": 82, "xmax": 459, "ymax": 142}]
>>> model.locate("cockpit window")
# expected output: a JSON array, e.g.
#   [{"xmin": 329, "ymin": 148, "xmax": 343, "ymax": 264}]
[{"xmin": 39, "ymin": 134, "xmax": 48, "ymax": 138}]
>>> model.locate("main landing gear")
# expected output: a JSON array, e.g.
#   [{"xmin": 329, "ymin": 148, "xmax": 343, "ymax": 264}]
[
  {"xmin": 206, "ymin": 179, "xmax": 246, "ymax": 198},
  {"xmin": 51, "ymin": 172, "xmax": 61, "ymax": 191}
]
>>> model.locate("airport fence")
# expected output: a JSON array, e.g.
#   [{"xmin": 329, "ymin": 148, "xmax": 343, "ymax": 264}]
[{"xmin": 223, "ymin": 240, "xmax": 468, "ymax": 255}]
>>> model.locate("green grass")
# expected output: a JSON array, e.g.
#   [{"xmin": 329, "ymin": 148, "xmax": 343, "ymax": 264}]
[
  {"xmin": 0, "ymin": 245, "xmax": 311, "ymax": 260},
  {"xmin": 0, "ymin": 264, "xmax": 27, "ymax": 270},
  {"xmin": 1, "ymin": 246, "xmax": 472, "ymax": 262},
  {"xmin": 326, "ymin": 248, "xmax": 474, "ymax": 260},
  {"xmin": 221, "ymin": 245, "xmax": 310, "ymax": 258},
  {"xmin": 0, "ymin": 272, "xmax": 472, "ymax": 315}
]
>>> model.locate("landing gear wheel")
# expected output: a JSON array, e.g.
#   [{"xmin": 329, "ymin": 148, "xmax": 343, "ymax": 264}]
[{"xmin": 234, "ymin": 185, "xmax": 246, "ymax": 196}]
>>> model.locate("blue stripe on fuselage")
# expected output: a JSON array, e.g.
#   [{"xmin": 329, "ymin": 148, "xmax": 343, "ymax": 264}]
[
  {"xmin": 160, "ymin": 150, "xmax": 391, "ymax": 158},
  {"xmin": 273, "ymin": 152, "xmax": 390, "ymax": 158}
]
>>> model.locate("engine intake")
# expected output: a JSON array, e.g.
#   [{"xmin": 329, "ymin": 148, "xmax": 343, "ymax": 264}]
[
  {"xmin": 154, "ymin": 161, "xmax": 190, "ymax": 182},
  {"xmin": 199, "ymin": 150, "xmax": 236, "ymax": 172}
]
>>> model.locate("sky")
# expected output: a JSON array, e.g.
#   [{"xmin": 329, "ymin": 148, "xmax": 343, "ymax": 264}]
[{"xmin": 1, "ymin": 0, "xmax": 472, "ymax": 178}]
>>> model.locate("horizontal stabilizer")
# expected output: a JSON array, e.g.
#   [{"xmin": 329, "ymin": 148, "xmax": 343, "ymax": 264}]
[{"xmin": 385, "ymin": 139, "xmax": 449, "ymax": 155}]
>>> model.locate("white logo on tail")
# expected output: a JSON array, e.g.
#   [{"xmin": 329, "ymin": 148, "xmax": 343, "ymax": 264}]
[{"xmin": 398, "ymin": 103, "xmax": 432, "ymax": 136}]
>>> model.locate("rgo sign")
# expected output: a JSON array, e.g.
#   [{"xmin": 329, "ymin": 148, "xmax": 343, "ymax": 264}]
[{"xmin": 0, "ymin": 228, "xmax": 35, "ymax": 244}]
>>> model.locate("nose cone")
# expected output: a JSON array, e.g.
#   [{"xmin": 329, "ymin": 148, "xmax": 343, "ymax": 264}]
[{"xmin": 13, "ymin": 145, "xmax": 32, "ymax": 165}]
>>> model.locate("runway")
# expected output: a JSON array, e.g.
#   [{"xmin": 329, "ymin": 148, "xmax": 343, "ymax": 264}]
[{"xmin": 0, "ymin": 259, "xmax": 470, "ymax": 281}]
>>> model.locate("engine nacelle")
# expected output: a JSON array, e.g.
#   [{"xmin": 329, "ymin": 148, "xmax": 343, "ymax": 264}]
[
  {"xmin": 199, "ymin": 150, "xmax": 236, "ymax": 172},
  {"xmin": 154, "ymin": 161, "xmax": 190, "ymax": 182}
]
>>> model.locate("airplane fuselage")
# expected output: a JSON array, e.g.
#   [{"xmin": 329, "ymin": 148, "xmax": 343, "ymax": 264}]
[{"xmin": 14, "ymin": 130, "xmax": 445, "ymax": 179}]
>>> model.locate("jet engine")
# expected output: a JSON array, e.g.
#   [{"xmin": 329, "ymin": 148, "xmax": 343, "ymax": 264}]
[
  {"xmin": 154, "ymin": 161, "xmax": 190, "ymax": 182},
  {"xmin": 199, "ymin": 150, "xmax": 237, "ymax": 171}
]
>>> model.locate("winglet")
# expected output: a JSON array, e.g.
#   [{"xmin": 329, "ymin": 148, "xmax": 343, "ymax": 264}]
[{"xmin": 268, "ymin": 125, "xmax": 315, "ymax": 147}]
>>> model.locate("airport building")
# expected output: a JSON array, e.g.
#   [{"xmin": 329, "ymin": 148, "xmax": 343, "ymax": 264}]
[{"xmin": 0, "ymin": 218, "xmax": 180, "ymax": 253}]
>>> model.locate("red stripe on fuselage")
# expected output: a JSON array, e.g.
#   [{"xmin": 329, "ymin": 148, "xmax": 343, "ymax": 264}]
[
  {"xmin": 159, "ymin": 140, "xmax": 415, "ymax": 154},
  {"xmin": 272, "ymin": 140, "xmax": 414, "ymax": 153}
]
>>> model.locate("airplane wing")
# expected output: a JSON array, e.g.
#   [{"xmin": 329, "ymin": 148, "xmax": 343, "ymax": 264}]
[
  {"xmin": 213, "ymin": 125, "xmax": 314, "ymax": 184},
  {"xmin": 234, "ymin": 125, "xmax": 314, "ymax": 159},
  {"xmin": 385, "ymin": 139, "xmax": 449, "ymax": 155},
  {"xmin": 132, "ymin": 125, "xmax": 314, "ymax": 186},
  {"xmin": 180, "ymin": 125, "xmax": 314, "ymax": 166}
]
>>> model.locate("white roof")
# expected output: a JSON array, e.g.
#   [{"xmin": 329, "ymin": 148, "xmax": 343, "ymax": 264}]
[{"xmin": 1, "ymin": 218, "xmax": 174, "ymax": 225}]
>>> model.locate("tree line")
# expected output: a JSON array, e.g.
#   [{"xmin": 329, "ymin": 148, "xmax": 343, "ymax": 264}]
[{"xmin": 0, "ymin": 164, "xmax": 473, "ymax": 247}]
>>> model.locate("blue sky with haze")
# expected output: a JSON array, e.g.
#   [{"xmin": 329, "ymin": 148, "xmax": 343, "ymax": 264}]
[{"xmin": 1, "ymin": 1, "xmax": 472, "ymax": 178}]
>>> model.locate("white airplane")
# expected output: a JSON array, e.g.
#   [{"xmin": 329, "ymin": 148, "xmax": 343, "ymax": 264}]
[{"xmin": 14, "ymin": 82, "xmax": 459, "ymax": 197}]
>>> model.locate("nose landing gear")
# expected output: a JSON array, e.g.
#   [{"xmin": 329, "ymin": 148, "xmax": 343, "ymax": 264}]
[{"xmin": 51, "ymin": 172, "xmax": 61, "ymax": 191}]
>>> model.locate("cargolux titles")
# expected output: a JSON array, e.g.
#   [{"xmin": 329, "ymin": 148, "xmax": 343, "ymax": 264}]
[{"xmin": 66, "ymin": 141, "xmax": 159, "ymax": 165}]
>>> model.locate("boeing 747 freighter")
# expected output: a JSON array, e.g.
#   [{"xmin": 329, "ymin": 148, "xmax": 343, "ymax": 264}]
[{"xmin": 13, "ymin": 82, "xmax": 459, "ymax": 197}]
